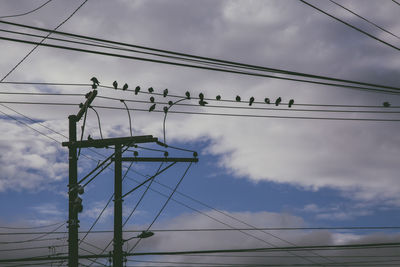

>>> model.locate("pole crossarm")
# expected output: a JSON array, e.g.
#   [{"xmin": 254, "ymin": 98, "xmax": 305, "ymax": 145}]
[
  {"xmin": 122, "ymin": 157, "xmax": 198, "ymax": 162},
  {"xmin": 62, "ymin": 135, "xmax": 158, "ymax": 148}
]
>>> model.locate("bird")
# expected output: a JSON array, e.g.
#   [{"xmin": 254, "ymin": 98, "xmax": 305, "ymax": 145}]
[
  {"xmin": 249, "ymin": 97, "xmax": 255, "ymax": 106},
  {"xmin": 383, "ymin": 101, "xmax": 391, "ymax": 107},
  {"xmin": 168, "ymin": 101, "xmax": 173, "ymax": 106},
  {"xmin": 163, "ymin": 106, "xmax": 168, "ymax": 113},
  {"xmin": 149, "ymin": 103, "xmax": 156, "ymax": 112},
  {"xmin": 288, "ymin": 99, "xmax": 294, "ymax": 108},
  {"xmin": 90, "ymin": 77, "xmax": 99, "ymax": 85},
  {"xmin": 264, "ymin": 98, "xmax": 270, "ymax": 104},
  {"xmin": 216, "ymin": 95, "xmax": 221, "ymax": 101},
  {"xmin": 112, "ymin": 81, "xmax": 118, "ymax": 89},
  {"xmin": 150, "ymin": 96, "xmax": 155, "ymax": 103},
  {"xmin": 135, "ymin": 86, "xmax": 140, "ymax": 95},
  {"xmin": 199, "ymin": 93, "xmax": 204, "ymax": 101},
  {"xmin": 87, "ymin": 135, "xmax": 93, "ymax": 141},
  {"xmin": 236, "ymin": 95, "xmax": 241, "ymax": 102},
  {"xmin": 275, "ymin": 97, "xmax": 282, "ymax": 106},
  {"xmin": 90, "ymin": 77, "xmax": 99, "ymax": 89},
  {"xmin": 122, "ymin": 83, "xmax": 128, "ymax": 90},
  {"xmin": 199, "ymin": 100, "xmax": 208, "ymax": 106},
  {"xmin": 163, "ymin": 88, "xmax": 168, "ymax": 97},
  {"xmin": 185, "ymin": 91, "xmax": 191, "ymax": 99},
  {"xmin": 148, "ymin": 87, "xmax": 154, "ymax": 93}
]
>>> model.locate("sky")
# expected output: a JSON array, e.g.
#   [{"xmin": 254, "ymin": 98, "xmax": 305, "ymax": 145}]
[{"xmin": 1, "ymin": 0, "xmax": 400, "ymax": 266}]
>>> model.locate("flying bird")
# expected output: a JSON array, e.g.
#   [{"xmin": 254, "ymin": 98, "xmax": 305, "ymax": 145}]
[
  {"xmin": 135, "ymin": 86, "xmax": 140, "ymax": 95},
  {"xmin": 264, "ymin": 98, "xmax": 270, "ymax": 104},
  {"xmin": 199, "ymin": 93, "xmax": 204, "ymax": 101},
  {"xmin": 288, "ymin": 99, "xmax": 294, "ymax": 108},
  {"xmin": 150, "ymin": 96, "xmax": 155, "ymax": 103},
  {"xmin": 112, "ymin": 81, "xmax": 118, "ymax": 89},
  {"xmin": 163, "ymin": 88, "xmax": 168, "ymax": 97},
  {"xmin": 149, "ymin": 103, "xmax": 156, "ymax": 112},
  {"xmin": 216, "ymin": 95, "xmax": 221, "ymax": 101},
  {"xmin": 148, "ymin": 87, "xmax": 154, "ymax": 93},
  {"xmin": 199, "ymin": 100, "xmax": 208, "ymax": 106},
  {"xmin": 236, "ymin": 95, "xmax": 241, "ymax": 102},
  {"xmin": 249, "ymin": 97, "xmax": 255, "ymax": 106},
  {"xmin": 383, "ymin": 101, "xmax": 391, "ymax": 107},
  {"xmin": 275, "ymin": 97, "xmax": 282, "ymax": 106},
  {"xmin": 185, "ymin": 91, "xmax": 191, "ymax": 99},
  {"xmin": 122, "ymin": 83, "xmax": 128, "ymax": 90}
]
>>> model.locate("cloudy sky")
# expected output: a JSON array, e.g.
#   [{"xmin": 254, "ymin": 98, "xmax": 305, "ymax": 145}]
[{"xmin": 1, "ymin": 0, "xmax": 400, "ymax": 265}]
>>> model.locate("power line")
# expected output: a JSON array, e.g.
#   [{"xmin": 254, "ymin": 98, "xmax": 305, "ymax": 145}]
[
  {"xmin": 1, "ymin": 23, "xmax": 400, "ymax": 94},
  {"xmin": 0, "ymin": 221, "xmax": 64, "ymax": 230},
  {"xmin": 0, "ymin": 223, "xmax": 66, "ymax": 244},
  {"xmin": 393, "ymin": 0, "xmax": 400, "ymax": 6},
  {"xmin": 299, "ymin": 0, "xmax": 400, "ymax": 52},
  {"xmin": 1, "ymin": 20, "xmax": 400, "ymax": 94},
  {"xmin": 329, "ymin": 0, "xmax": 400, "ymax": 40},
  {"xmin": 0, "ymin": 0, "xmax": 54, "ymax": 19}
]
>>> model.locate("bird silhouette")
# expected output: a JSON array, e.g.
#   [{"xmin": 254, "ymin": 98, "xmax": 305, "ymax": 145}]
[
  {"xmin": 122, "ymin": 83, "xmax": 128, "ymax": 90},
  {"xmin": 264, "ymin": 98, "xmax": 270, "ymax": 104},
  {"xmin": 112, "ymin": 81, "xmax": 118, "ymax": 89},
  {"xmin": 168, "ymin": 101, "xmax": 173, "ymax": 106},
  {"xmin": 90, "ymin": 77, "xmax": 99, "ymax": 85},
  {"xmin": 88, "ymin": 135, "xmax": 93, "ymax": 141},
  {"xmin": 236, "ymin": 95, "xmax": 241, "ymax": 102},
  {"xmin": 199, "ymin": 93, "xmax": 204, "ymax": 101},
  {"xmin": 199, "ymin": 100, "xmax": 208, "ymax": 106},
  {"xmin": 249, "ymin": 97, "xmax": 255, "ymax": 106},
  {"xmin": 163, "ymin": 106, "xmax": 168, "ymax": 113},
  {"xmin": 275, "ymin": 97, "xmax": 282, "ymax": 106},
  {"xmin": 135, "ymin": 86, "xmax": 140, "ymax": 95},
  {"xmin": 288, "ymin": 99, "xmax": 294, "ymax": 108},
  {"xmin": 383, "ymin": 101, "xmax": 391, "ymax": 107},
  {"xmin": 150, "ymin": 96, "xmax": 155, "ymax": 103},
  {"xmin": 163, "ymin": 89, "xmax": 168, "ymax": 97},
  {"xmin": 185, "ymin": 91, "xmax": 191, "ymax": 99},
  {"xmin": 149, "ymin": 103, "xmax": 156, "ymax": 112},
  {"xmin": 148, "ymin": 87, "xmax": 154, "ymax": 93},
  {"xmin": 216, "ymin": 95, "xmax": 221, "ymax": 100}
]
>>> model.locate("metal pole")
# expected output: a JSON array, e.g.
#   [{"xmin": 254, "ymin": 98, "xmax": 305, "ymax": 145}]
[
  {"xmin": 113, "ymin": 144, "xmax": 123, "ymax": 267},
  {"xmin": 68, "ymin": 115, "xmax": 79, "ymax": 267}
]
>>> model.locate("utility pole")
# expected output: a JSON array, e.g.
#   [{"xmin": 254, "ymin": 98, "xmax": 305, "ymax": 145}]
[{"xmin": 63, "ymin": 90, "xmax": 198, "ymax": 266}]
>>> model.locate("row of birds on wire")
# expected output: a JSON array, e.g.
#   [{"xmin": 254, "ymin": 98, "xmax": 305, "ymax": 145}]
[
  {"xmin": 90, "ymin": 77, "xmax": 295, "ymax": 113},
  {"xmin": 90, "ymin": 77, "xmax": 393, "ymax": 111}
]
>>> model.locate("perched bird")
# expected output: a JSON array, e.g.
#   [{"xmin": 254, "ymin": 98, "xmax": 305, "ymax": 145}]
[
  {"xmin": 168, "ymin": 101, "xmax": 173, "ymax": 106},
  {"xmin": 112, "ymin": 81, "xmax": 118, "ymax": 89},
  {"xmin": 87, "ymin": 135, "xmax": 93, "ymax": 141},
  {"xmin": 383, "ymin": 101, "xmax": 391, "ymax": 107},
  {"xmin": 163, "ymin": 88, "xmax": 168, "ymax": 97},
  {"xmin": 185, "ymin": 91, "xmax": 191, "ymax": 99},
  {"xmin": 122, "ymin": 83, "xmax": 128, "ymax": 90},
  {"xmin": 275, "ymin": 97, "xmax": 282, "ymax": 106},
  {"xmin": 150, "ymin": 96, "xmax": 155, "ymax": 103},
  {"xmin": 199, "ymin": 93, "xmax": 204, "ymax": 101},
  {"xmin": 288, "ymin": 99, "xmax": 294, "ymax": 108},
  {"xmin": 249, "ymin": 97, "xmax": 255, "ymax": 106},
  {"xmin": 236, "ymin": 95, "xmax": 241, "ymax": 102},
  {"xmin": 264, "ymin": 98, "xmax": 270, "ymax": 104},
  {"xmin": 135, "ymin": 86, "xmax": 140, "ymax": 95},
  {"xmin": 216, "ymin": 95, "xmax": 221, "ymax": 101},
  {"xmin": 148, "ymin": 87, "xmax": 154, "ymax": 93},
  {"xmin": 199, "ymin": 100, "xmax": 208, "ymax": 106},
  {"xmin": 90, "ymin": 77, "xmax": 100, "ymax": 85},
  {"xmin": 149, "ymin": 103, "xmax": 156, "ymax": 112},
  {"xmin": 163, "ymin": 106, "xmax": 168, "ymax": 113}
]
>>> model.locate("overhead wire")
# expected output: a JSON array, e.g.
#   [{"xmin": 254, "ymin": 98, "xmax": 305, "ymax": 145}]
[
  {"xmin": 328, "ymin": 0, "xmax": 400, "ymax": 40},
  {"xmin": 0, "ymin": 0, "xmax": 54, "ymax": 19},
  {"xmin": 1, "ymin": 20, "xmax": 400, "ymax": 95},
  {"xmin": 299, "ymin": 0, "xmax": 400, "ymax": 52}
]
